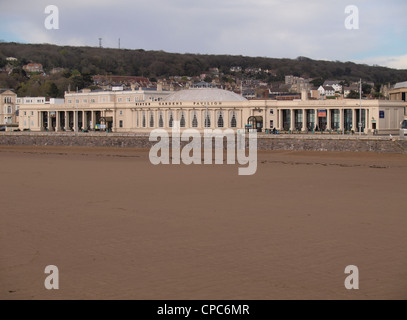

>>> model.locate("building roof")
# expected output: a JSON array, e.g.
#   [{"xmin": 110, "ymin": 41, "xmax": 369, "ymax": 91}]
[
  {"xmin": 164, "ymin": 88, "xmax": 248, "ymax": 102},
  {"xmin": 394, "ymin": 81, "xmax": 407, "ymax": 89}
]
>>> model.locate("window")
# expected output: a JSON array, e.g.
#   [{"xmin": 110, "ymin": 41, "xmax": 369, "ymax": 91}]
[
  {"xmin": 118, "ymin": 98, "xmax": 122, "ymax": 102},
  {"xmin": 76, "ymin": 99, "xmax": 79, "ymax": 104},
  {"xmin": 24, "ymin": 111, "xmax": 27, "ymax": 116},
  {"xmin": 68, "ymin": 100, "xmax": 72, "ymax": 104},
  {"xmin": 191, "ymin": 111, "xmax": 198, "ymax": 128},
  {"xmin": 83, "ymin": 99, "xmax": 88, "ymax": 103},
  {"xmin": 159, "ymin": 112, "xmax": 164, "ymax": 128},
  {"xmin": 230, "ymin": 111, "xmax": 237, "ymax": 128},
  {"xmin": 7, "ymin": 106, "xmax": 12, "ymax": 114},
  {"xmin": 204, "ymin": 111, "xmax": 211, "ymax": 128},
  {"xmin": 169, "ymin": 112, "xmax": 174, "ymax": 128},
  {"xmin": 270, "ymin": 109, "xmax": 274, "ymax": 115},
  {"xmin": 149, "ymin": 112, "xmax": 154, "ymax": 127},
  {"xmin": 31, "ymin": 111, "xmax": 34, "ymax": 116},
  {"xmin": 127, "ymin": 98, "xmax": 131, "ymax": 102},
  {"xmin": 119, "ymin": 120, "xmax": 123, "ymax": 128},
  {"xmin": 270, "ymin": 120, "xmax": 274, "ymax": 129},
  {"xmin": 91, "ymin": 99, "xmax": 95, "ymax": 103},
  {"xmin": 142, "ymin": 112, "xmax": 146, "ymax": 128},
  {"xmin": 180, "ymin": 112, "xmax": 186, "ymax": 128},
  {"xmin": 119, "ymin": 110, "xmax": 123, "ymax": 115},
  {"xmin": 217, "ymin": 111, "xmax": 224, "ymax": 128}
]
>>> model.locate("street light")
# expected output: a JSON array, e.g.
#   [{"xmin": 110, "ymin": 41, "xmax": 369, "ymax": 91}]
[{"xmin": 359, "ymin": 79, "xmax": 362, "ymax": 136}]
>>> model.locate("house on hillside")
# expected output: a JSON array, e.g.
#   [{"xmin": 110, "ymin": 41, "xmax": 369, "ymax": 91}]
[
  {"xmin": 323, "ymin": 80, "xmax": 343, "ymax": 93},
  {"xmin": 318, "ymin": 85, "xmax": 335, "ymax": 97},
  {"xmin": 23, "ymin": 63, "xmax": 44, "ymax": 73}
]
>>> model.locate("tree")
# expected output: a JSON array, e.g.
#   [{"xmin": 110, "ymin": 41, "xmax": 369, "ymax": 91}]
[{"xmin": 347, "ymin": 90, "xmax": 360, "ymax": 99}]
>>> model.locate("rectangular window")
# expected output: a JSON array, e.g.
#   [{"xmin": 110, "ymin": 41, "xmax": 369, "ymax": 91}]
[
  {"xmin": 68, "ymin": 100, "xmax": 72, "ymax": 104},
  {"xmin": 126, "ymin": 98, "xmax": 131, "ymax": 102},
  {"xmin": 24, "ymin": 111, "xmax": 27, "ymax": 116},
  {"xmin": 91, "ymin": 99, "xmax": 95, "ymax": 103},
  {"xmin": 270, "ymin": 120, "xmax": 274, "ymax": 129},
  {"xmin": 270, "ymin": 109, "xmax": 274, "ymax": 115},
  {"xmin": 83, "ymin": 99, "xmax": 88, "ymax": 103},
  {"xmin": 118, "ymin": 98, "xmax": 122, "ymax": 102},
  {"xmin": 119, "ymin": 110, "xmax": 123, "ymax": 115},
  {"xmin": 119, "ymin": 120, "xmax": 123, "ymax": 128},
  {"xmin": 31, "ymin": 111, "xmax": 34, "ymax": 116}
]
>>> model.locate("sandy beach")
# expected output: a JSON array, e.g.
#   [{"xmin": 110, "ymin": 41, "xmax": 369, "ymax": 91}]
[{"xmin": 0, "ymin": 145, "xmax": 406, "ymax": 300}]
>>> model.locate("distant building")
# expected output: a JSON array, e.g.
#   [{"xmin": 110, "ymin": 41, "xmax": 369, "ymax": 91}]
[
  {"xmin": 344, "ymin": 85, "xmax": 360, "ymax": 98},
  {"xmin": 6, "ymin": 57, "xmax": 17, "ymax": 62},
  {"xmin": 230, "ymin": 66, "xmax": 242, "ymax": 72},
  {"xmin": 389, "ymin": 81, "xmax": 407, "ymax": 103},
  {"xmin": 318, "ymin": 86, "xmax": 336, "ymax": 97},
  {"xmin": 50, "ymin": 68, "xmax": 65, "ymax": 75},
  {"xmin": 323, "ymin": 80, "xmax": 343, "ymax": 93},
  {"xmin": 0, "ymin": 89, "xmax": 17, "ymax": 127},
  {"xmin": 23, "ymin": 63, "xmax": 44, "ymax": 73}
]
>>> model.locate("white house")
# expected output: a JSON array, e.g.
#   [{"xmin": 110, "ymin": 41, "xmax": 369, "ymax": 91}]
[
  {"xmin": 318, "ymin": 86, "xmax": 336, "ymax": 97},
  {"xmin": 323, "ymin": 80, "xmax": 343, "ymax": 93}
]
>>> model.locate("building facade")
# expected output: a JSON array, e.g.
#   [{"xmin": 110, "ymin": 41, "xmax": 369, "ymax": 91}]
[
  {"xmin": 0, "ymin": 89, "xmax": 18, "ymax": 126},
  {"xmin": 16, "ymin": 87, "xmax": 406, "ymax": 134},
  {"xmin": 389, "ymin": 81, "xmax": 407, "ymax": 102}
]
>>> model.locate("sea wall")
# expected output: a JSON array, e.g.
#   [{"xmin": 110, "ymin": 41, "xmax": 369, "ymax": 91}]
[{"xmin": 0, "ymin": 132, "xmax": 406, "ymax": 153}]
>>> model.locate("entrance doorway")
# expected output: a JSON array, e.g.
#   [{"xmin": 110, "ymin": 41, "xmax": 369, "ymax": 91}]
[{"xmin": 247, "ymin": 116, "xmax": 263, "ymax": 133}]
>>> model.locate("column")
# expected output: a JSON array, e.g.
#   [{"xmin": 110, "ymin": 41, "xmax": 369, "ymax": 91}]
[
  {"xmin": 353, "ymin": 109, "xmax": 357, "ymax": 131},
  {"xmin": 277, "ymin": 109, "xmax": 281, "ymax": 130},
  {"xmin": 302, "ymin": 109, "xmax": 307, "ymax": 131},
  {"xmin": 91, "ymin": 111, "xmax": 95, "ymax": 130},
  {"xmin": 366, "ymin": 109, "xmax": 370, "ymax": 131},
  {"xmin": 55, "ymin": 111, "xmax": 60, "ymax": 132},
  {"xmin": 82, "ymin": 111, "xmax": 87, "ymax": 130},
  {"xmin": 327, "ymin": 109, "xmax": 332, "ymax": 130},
  {"xmin": 65, "ymin": 112, "xmax": 69, "ymax": 131},
  {"xmin": 73, "ymin": 110, "xmax": 78, "ymax": 132},
  {"xmin": 290, "ymin": 109, "xmax": 295, "ymax": 131},
  {"xmin": 47, "ymin": 112, "xmax": 52, "ymax": 131},
  {"xmin": 339, "ymin": 108, "xmax": 344, "ymax": 131},
  {"xmin": 314, "ymin": 109, "xmax": 318, "ymax": 130}
]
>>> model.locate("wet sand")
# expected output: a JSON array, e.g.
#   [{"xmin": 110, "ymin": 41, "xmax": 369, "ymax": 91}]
[{"xmin": 0, "ymin": 146, "xmax": 406, "ymax": 300}]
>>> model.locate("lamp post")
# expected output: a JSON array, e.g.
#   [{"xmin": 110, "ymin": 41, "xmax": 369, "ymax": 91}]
[{"xmin": 359, "ymin": 79, "xmax": 362, "ymax": 136}]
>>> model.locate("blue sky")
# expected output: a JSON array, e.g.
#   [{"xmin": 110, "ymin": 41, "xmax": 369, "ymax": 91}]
[{"xmin": 0, "ymin": 0, "xmax": 406, "ymax": 69}]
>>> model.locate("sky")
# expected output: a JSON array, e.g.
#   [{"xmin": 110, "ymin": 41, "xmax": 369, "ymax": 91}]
[{"xmin": 0, "ymin": 0, "xmax": 406, "ymax": 69}]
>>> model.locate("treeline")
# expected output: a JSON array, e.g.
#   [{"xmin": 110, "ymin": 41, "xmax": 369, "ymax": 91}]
[{"xmin": 1, "ymin": 42, "xmax": 407, "ymax": 98}]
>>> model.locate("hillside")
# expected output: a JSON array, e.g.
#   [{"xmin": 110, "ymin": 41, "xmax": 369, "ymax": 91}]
[{"xmin": 0, "ymin": 42, "xmax": 407, "ymax": 98}]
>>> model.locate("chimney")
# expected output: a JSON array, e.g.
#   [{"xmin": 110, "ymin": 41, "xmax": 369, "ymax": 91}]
[
  {"xmin": 301, "ymin": 89, "xmax": 308, "ymax": 101},
  {"xmin": 157, "ymin": 80, "xmax": 163, "ymax": 92}
]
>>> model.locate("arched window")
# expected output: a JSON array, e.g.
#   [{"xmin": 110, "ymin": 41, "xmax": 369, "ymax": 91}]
[
  {"xmin": 169, "ymin": 111, "xmax": 174, "ymax": 128},
  {"xmin": 142, "ymin": 111, "xmax": 146, "ymax": 128},
  {"xmin": 149, "ymin": 112, "xmax": 154, "ymax": 128},
  {"xmin": 180, "ymin": 111, "xmax": 186, "ymax": 128},
  {"xmin": 191, "ymin": 111, "xmax": 198, "ymax": 128},
  {"xmin": 159, "ymin": 112, "xmax": 164, "ymax": 128},
  {"xmin": 204, "ymin": 110, "xmax": 211, "ymax": 128},
  {"xmin": 230, "ymin": 111, "xmax": 237, "ymax": 128},
  {"xmin": 217, "ymin": 111, "xmax": 224, "ymax": 128}
]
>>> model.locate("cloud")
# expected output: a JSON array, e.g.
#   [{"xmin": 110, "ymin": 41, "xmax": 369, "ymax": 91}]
[
  {"xmin": 356, "ymin": 55, "xmax": 407, "ymax": 70},
  {"xmin": 0, "ymin": 0, "xmax": 406, "ymax": 67}
]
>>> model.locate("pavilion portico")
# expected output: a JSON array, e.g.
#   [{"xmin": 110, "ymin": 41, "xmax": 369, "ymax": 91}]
[{"xmin": 277, "ymin": 108, "xmax": 370, "ymax": 132}]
